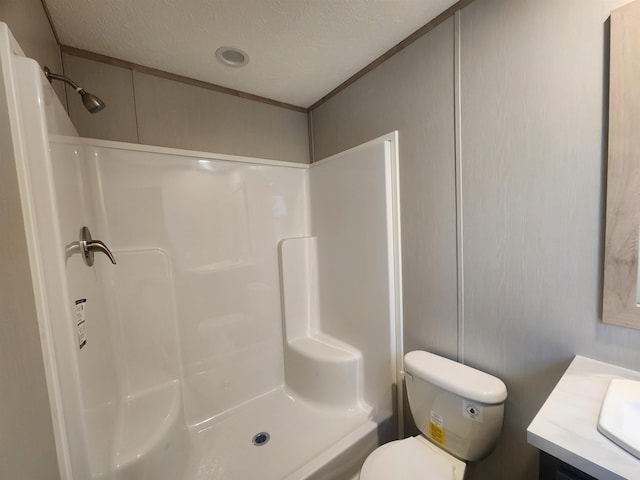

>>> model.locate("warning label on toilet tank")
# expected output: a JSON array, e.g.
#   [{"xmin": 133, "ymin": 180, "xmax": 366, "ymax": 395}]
[
  {"xmin": 75, "ymin": 299, "xmax": 87, "ymax": 349},
  {"xmin": 429, "ymin": 411, "xmax": 446, "ymax": 446}
]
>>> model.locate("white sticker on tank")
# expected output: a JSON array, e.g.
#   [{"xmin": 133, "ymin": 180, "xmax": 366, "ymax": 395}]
[
  {"xmin": 463, "ymin": 400, "xmax": 483, "ymax": 422},
  {"xmin": 430, "ymin": 411, "xmax": 444, "ymax": 428}
]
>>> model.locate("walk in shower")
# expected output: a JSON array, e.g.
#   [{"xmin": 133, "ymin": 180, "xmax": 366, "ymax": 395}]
[{"xmin": 1, "ymin": 24, "xmax": 402, "ymax": 480}]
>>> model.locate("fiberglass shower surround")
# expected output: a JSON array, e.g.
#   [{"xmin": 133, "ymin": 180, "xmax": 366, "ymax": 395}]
[{"xmin": 1, "ymin": 23, "xmax": 402, "ymax": 480}]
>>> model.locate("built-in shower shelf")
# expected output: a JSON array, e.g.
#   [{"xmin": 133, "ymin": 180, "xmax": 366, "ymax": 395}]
[
  {"xmin": 190, "ymin": 260, "xmax": 252, "ymax": 274},
  {"xmin": 288, "ymin": 333, "xmax": 361, "ymax": 363}
]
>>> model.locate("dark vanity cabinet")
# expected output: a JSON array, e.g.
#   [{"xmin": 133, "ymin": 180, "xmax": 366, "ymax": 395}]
[{"xmin": 539, "ymin": 452, "xmax": 597, "ymax": 480}]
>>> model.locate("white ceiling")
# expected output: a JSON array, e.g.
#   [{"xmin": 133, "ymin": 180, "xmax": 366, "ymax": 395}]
[{"xmin": 45, "ymin": 0, "xmax": 458, "ymax": 108}]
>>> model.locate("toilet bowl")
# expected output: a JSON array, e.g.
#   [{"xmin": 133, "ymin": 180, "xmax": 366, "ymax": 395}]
[
  {"xmin": 359, "ymin": 351, "xmax": 507, "ymax": 480},
  {"xmin": 360, "ymin": 435, "xmax": 465, "ymax": 480}
]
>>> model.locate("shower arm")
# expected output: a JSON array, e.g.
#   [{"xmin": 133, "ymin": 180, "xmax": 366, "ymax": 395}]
[
  {"xmin": 44, "ymin": 66, "xmax": 86, "ymax": 94},
  {"xmin": 43, "ymin": 66, "xmax": 106, "ymax": 113}
]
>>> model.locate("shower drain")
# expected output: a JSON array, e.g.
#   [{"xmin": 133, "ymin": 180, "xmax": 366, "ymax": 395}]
[{"xmin": 252, "ymin": 432, "xmax": 270, "ymax": 446}]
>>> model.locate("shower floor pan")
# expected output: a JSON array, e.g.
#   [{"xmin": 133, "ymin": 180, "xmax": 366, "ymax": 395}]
[{"xmin": 183, "ymin": 386, "xmax": 388, "ymax": 480}]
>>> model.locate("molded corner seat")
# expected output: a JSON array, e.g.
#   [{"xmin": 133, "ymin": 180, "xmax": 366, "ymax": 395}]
[{"xmin": 285, "ymin": 332, "xmax": 362, "ymax": 407}]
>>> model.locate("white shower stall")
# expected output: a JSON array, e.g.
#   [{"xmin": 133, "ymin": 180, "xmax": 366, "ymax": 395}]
[{"xmin": 1, "ymin": 24, "xmax": 402, "ymax": 480}]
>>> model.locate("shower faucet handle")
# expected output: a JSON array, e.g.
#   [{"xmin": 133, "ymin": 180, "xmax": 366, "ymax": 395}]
[
  {"xmin": 65, "ymin": 226, "xmax": 116, "ymax": 267},
  {"xmin": 85, "ymin": 239, "xmax": 116, "ymax": 265}
]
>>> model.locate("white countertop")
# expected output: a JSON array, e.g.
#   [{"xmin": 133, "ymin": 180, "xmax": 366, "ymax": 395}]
[{"xmin": 527, "ymin": 356, "xmax": 640, "ymax": 480}]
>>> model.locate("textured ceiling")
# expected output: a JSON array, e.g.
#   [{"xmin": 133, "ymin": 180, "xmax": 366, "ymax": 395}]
[{"xmin": 45, "ymin": 0, "xmax": 458, "ymax": 108}]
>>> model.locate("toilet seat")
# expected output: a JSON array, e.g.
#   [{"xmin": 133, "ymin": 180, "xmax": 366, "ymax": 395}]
[{"xmin": 359, "ymin": 436, "xmax": 466, "ymax": 480}]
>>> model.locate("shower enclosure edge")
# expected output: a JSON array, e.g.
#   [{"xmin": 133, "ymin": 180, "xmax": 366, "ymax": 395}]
[
  {"xmin": 0, "ymin": 22, "xmax": 84, "ymax": 480},
  {"xmin": 309, "ymin": 131, "xmax": 404, "ymax": 439}
]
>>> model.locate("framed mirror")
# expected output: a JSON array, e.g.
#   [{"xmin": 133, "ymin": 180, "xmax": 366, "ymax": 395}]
[{"xmin": 603, "ymin": 0, "xmax": 640, "ymax": 329}]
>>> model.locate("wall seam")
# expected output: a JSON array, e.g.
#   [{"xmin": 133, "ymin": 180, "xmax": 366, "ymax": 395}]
[
  {"xmin": 308, "ymin": 0, "xmax": 476, "ymax": 111},
  {"xmin": 130, "ymin": 69, "xmax": 141, "ymax": 143},
  {"xmin": 60, "ymin": 53, "xmax": 70, "ymax": 114},
  {"xmin": 40, "ymin": 0, "xmax": 60, "ymax": 45},
  {"xmin": 307, "ymin": 110, "xmax": 314, "ymax": 163},
  {"xmin": 454, "ymin": 10, "xmax": 465, "ymax": 364},
  {"xmin": 58, "ymin": 48, "xmax": 68, "ymax": 111},
  {"xmin": 40, "ymin": 0, "xmax": 67, "ymax": 109}
]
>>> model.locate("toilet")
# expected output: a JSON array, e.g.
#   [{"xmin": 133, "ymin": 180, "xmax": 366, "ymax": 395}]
[{"xmin": 360, "ymin": 350, "xmax": 508, "ymax": 480}]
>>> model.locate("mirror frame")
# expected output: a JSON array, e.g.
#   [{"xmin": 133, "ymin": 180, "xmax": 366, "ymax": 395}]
[{"xmin": 603, "ymin": 0, "xmax": 640, "ymax": 329}]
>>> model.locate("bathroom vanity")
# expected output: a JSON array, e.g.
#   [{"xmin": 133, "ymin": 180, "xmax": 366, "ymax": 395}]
[{"xmin": 527, "ymin": 356, "xmax": 640, "ymax": 480}]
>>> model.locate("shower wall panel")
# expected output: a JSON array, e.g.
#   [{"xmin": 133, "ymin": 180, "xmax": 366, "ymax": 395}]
[
  {"xmin": 309, "ymin": 136, "xmax": 400, "ymax": 416},
  {"xmin": 48, "ymin": 141, "xmax": 120, "ymax": 477},
  {"xmin": 11, "ymin": 49, "xmax": 120, "ymax": 478},
  {"xmin": 92, "ymin": 146, "xmax": 309, "ymax": 425}
]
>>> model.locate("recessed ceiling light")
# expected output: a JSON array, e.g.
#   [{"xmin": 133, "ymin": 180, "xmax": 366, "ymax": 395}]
[{"xmin": 216, "ymin": 47, "xmax": 249, "ymax": 67}]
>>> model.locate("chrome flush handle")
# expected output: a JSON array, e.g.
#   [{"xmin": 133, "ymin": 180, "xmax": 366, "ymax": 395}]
[
  {"xmin": 66, "ymin": 226, "xmax": 116, "ymax": 266},
  {"xmin": 400, "ymin": 370, "xmax": 413, "ymax": 382}
]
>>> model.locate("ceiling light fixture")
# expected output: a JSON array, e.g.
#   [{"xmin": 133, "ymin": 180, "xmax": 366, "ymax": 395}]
[{"xmin": 215, "ymin": 47, "xmax": 249, "ymax": 67}]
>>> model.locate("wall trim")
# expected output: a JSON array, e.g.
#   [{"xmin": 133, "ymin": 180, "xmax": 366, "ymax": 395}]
[
  {"xmin": 308, "ymin": 0, "xmax": 476, "ymax": 112},
  {"xmin": 60, "ymin": 45, "xmax": 307, "ymax": 113}
]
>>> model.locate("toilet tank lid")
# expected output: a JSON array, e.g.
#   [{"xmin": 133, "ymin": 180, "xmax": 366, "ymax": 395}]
[{"xmin": 404, "ymin": 351, "xmax": 507, "ymax": 404}]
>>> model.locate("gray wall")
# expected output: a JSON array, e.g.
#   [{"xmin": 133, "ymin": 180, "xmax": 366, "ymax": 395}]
[
  {"xmin": 0, "ymin": 0, "xmax": 65, "ymax": 103},
  {"xmin": 312, "ymin": 17, "xmax": 459, "ymax": 361},
  {"xmin": 311, "ymin": 0, "xmax": 640, "ymax": 478},
  {"xmin": 62, "ymin": 53, "xmax": 310, "ymax": 163},
  {"xmin": 0, "ymin": 2, "xmax": 61, "ymax": 479}
]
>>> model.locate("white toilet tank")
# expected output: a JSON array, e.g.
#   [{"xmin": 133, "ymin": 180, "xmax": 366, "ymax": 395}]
[{"xmin": 404, "ymin": 351, "xmax": 507, "ymax": 462}]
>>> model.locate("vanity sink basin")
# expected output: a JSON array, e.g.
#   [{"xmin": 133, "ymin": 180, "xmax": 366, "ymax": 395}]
[{"xmin": 598, "ymin": 378, "xmax": 640, "ymax": 460}]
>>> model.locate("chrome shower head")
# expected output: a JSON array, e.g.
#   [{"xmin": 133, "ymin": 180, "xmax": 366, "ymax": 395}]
[
  {"xmin": 79, "ymin": 90, "xmax": 106, "ymax": 113},
  {"xmin": 44, "ymin": 66, "xmax": 106, "ymax": 114}
]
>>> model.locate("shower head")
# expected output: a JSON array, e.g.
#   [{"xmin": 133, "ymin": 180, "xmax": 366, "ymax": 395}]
[
  {"xmin": 79, "ymin": 90, "xmax": 106, "ymax": 113},
  {"xmin": 44, "ymin": 66, "xmax": 106, "ymax": 113}
]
